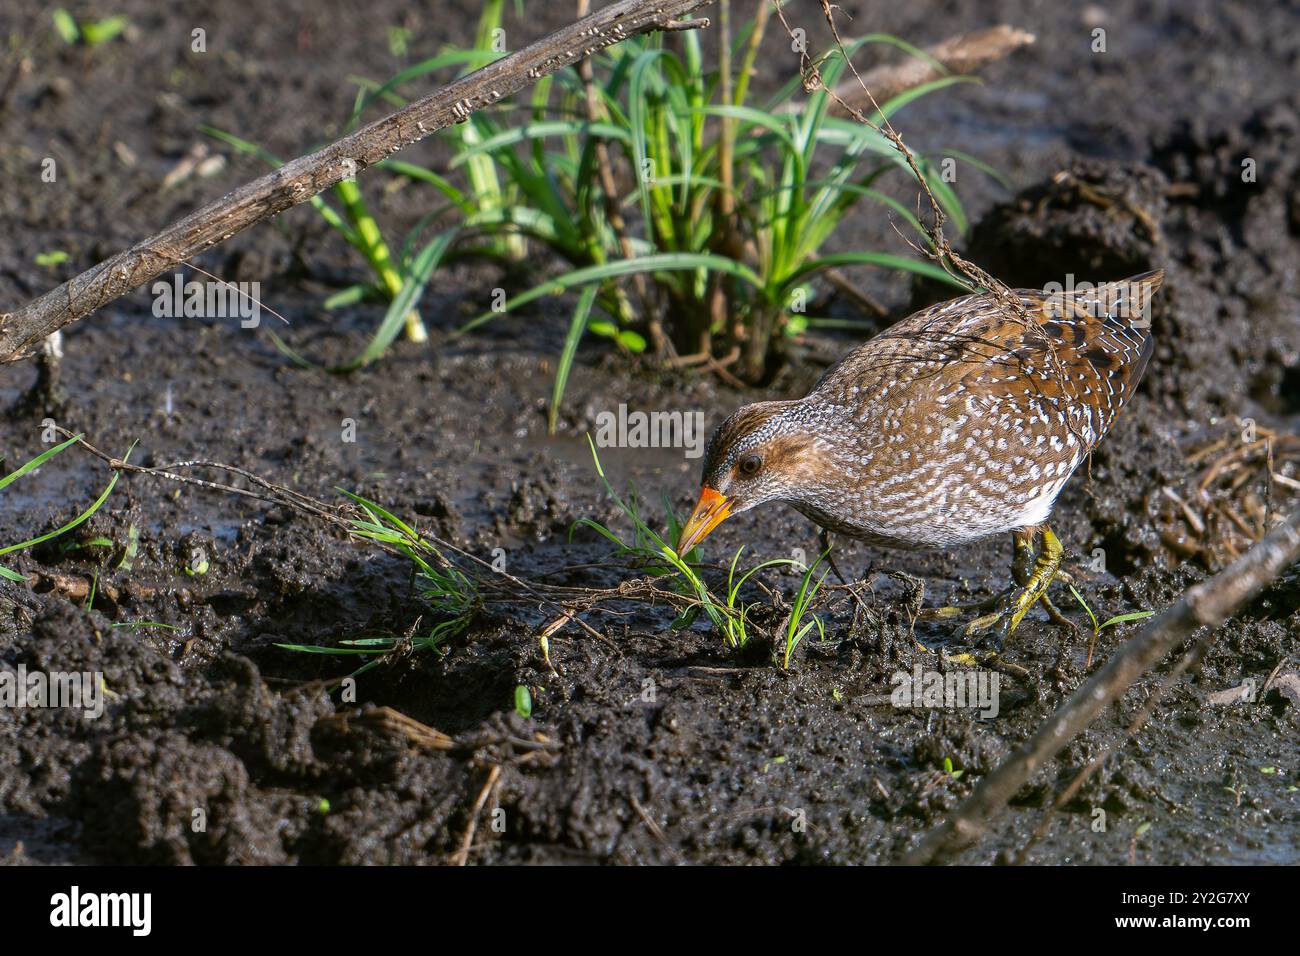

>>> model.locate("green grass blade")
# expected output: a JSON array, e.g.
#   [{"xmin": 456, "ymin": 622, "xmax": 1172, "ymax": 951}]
[
  {"xmin": 1100, "ymin": 610, "xmax": 1156, "ymax": 630},
  {"xmin": 323, "ymin": 284, "xmax": 374, "ymax": 310},
  {"xmin": 548, "ymin": 283, "xmax": 598, "ymax": 435},
  {"xmin": 0, "ymin": 444, "xmax": 133, "ymax": 558},
  {"xmin": 323, "ymin": 231, "xmax": 456, "ymax": 373},
  {"xmin": 0, "ymin": 434, "xmax": 82, "ymax": 492},
  {"xmin": 1067, "ymin": 584, "xmax": 1100, "ymax": 635},
  {"xmin": 939, "ymin": 148, "xmax": 1011, "ymax": 189},
  {"xmin": 458, "ymin": 253, "xmax": 763, "ymax": 335},
  {"xmin": 379, "ymin": 160, "xmax": 474, "ymax": 213}
]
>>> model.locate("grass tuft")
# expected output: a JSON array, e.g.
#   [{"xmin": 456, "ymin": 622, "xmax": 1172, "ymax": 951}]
[
  {"xmin": 0, "ymin": 435, "xmax": 131, "ymax": 583},
  {"xmin": 276, "ymin": 489, "xmax": 479, "ymax": 677}
]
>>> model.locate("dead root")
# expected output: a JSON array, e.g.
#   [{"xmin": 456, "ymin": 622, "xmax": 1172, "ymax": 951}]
[{"xmin": 1156, "ymin": 422, "xmax": 1300, "ymax": 569}]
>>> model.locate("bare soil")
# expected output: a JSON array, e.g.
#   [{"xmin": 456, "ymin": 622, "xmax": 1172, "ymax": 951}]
[{"xmin": 1, "ymin": 0, "xmax": 1297, "ymax": 864}]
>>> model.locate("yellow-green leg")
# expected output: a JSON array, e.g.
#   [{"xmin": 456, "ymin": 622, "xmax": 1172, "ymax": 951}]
[
  {"xmin": 965, "ymin": 526, "xmax": 1065, "ymax": 646},
  {"xmin": 922, "ymin": 527, "xmax": 1038, "ymax": 621}
]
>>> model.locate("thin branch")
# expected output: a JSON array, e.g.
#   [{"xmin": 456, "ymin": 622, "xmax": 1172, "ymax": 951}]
[{"xmin": 453, "ymin": 764, "xmax": 502, "ymax": 866}]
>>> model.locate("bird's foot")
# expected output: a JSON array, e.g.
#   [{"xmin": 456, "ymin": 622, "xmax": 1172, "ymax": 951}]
[
  {"xmin": 922, "ymin": 526, "xmax": 1038, "ymax": 623},
  {"xmin": 962, "ymin": 527, "xmax": 1066, "ymax": 649},
  {"xmin": 1037, "ymin": 590, "xmax": 1079, "ymax": 633},
  {"xmin": 962, "ymin": 586, "xmax": 1044, "ymax": 647}
]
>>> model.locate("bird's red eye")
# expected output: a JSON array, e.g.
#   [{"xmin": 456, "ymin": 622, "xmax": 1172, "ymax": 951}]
[{"xmin": 738, "ymin": 453, "xmax": 762, "ymax": 477}]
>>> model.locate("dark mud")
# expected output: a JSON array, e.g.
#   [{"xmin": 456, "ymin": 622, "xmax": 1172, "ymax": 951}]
[{"xmin": 1, "ymin": 0, "xmax": 1297, "ymax": 864}]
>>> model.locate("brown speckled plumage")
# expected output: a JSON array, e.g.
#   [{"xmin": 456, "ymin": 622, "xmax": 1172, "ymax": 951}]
[{"xmin": 687, "ymin": 271, "xmax": 1163, "ymax": 552}]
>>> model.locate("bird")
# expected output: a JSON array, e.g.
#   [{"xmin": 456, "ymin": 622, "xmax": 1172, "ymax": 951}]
[{"xmin": 676, "ymin": 270, "xmax": 1165, "ymax": 646}]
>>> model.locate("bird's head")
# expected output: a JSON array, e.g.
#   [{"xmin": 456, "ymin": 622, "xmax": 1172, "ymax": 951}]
[{"xmin": 676, "ymin": 400, "xmax": 830, "ymax": 555}]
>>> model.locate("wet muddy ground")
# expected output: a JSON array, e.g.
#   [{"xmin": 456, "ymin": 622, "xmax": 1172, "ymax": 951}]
[{"xmin": 1, "ymin": 0, "xmax": 1297, "ymax": 864}]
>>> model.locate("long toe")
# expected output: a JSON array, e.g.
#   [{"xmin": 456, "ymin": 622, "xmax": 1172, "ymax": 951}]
[
  {"xmin": 961, "ymin": 578, "xmax": 1051, "ymax": 648},
  {"xmin": 962, "ymin": 589, "xmax": 1023, "ymax": 647}
]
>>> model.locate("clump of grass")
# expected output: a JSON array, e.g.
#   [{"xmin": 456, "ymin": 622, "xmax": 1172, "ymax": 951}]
[
  {"xmin": 341, "ymin": 8, "xmax": 977, "ymax": 423},
  {"xmin": 573, "ymin": 438, "xmax": 728, "ymax": 634},
  {"xmin": 0, "ymin": 435, "xmax": 129, "ymax": 583},
  {"xmin": 276, "ymin": 490, "xmax": 479, "ymax": 676},
  {"xmin": 233, "ymin": 6, "xmax": 981, "ymax": 417},
  {"xmin": 450, "ymin": 8, "xmax": 975, "ymax": 422},
  {"xmin": 783, "ymin": 552, "xmax": 830, "ymax": 669},
  {"xmin": 720, "ymin": 547, "xmax": 798, "ymax": 648}
]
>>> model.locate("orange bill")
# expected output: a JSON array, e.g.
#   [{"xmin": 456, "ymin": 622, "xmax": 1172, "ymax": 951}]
[{"xmin": 676, "ymin": 487, "xmax": 732, "ymax": 555}]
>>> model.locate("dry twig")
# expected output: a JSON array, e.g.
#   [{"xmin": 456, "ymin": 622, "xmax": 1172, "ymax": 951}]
[
  {"xmin": 775, "ymin": 24, "xmax": 1035, "ymax": 118},
  {"xmin": 1157, "ymin": 424, "xmax": 1300, "ymax": 569}
]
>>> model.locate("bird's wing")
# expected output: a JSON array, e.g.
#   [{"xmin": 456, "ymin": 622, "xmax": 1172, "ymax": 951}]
[{"xmin": 811, "ymin": 270, "xmax": 1162, "ymax": 452}]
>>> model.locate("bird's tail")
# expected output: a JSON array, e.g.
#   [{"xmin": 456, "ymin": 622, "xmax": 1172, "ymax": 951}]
[
  {"xmin": 1105, "ymin": 269, "xmax": 1164, "ymax": 328},
  {"xmin": 1101, "ymin": 269, "xmax": 1163, "ymax": 403}
]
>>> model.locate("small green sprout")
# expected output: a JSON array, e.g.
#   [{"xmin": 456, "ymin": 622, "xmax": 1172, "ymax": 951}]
[
  {"xmin": 276, "ymin": 491, "xmax": 478, "ymax": 678},
  {"xmin": 52, "ymin": 10, "xmax": 129, "ymax": 47},
  {"xmin": 514, "ymin": 684, "xmax": 533, "ymax": 718},
  {"xmin": 387, "ymin": 26, "xmax": 412, "ymax": 58},
  {"xmin": 1068, "ymin": 584, "xmax": 1156, "ymax": 665},
  {"xmin": 35, "ymin": 250, "xmax": 70, "ymax": 268},
  {"xmin": 52, "ymin": 9, "xmax": 79, "ymax": 44}
]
